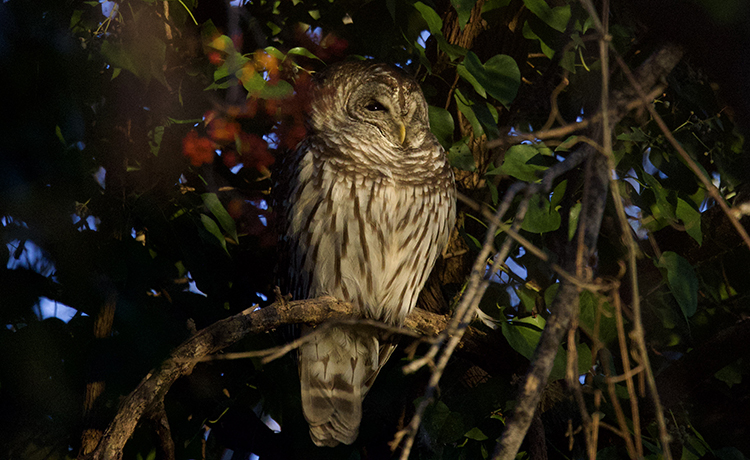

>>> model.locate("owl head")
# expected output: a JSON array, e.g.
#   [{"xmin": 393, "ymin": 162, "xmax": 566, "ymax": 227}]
[{"xmin": 307, "ymin": 61, "xmax": 437, "ymax": 166}]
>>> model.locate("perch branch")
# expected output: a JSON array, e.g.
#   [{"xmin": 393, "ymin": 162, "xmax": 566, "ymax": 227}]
[{"xmin": 86, "ymin": 297, "xmax": 455, "ymax": 460}]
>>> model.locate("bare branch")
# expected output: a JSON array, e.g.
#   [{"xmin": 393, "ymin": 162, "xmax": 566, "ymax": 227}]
[
  {"xmin": 86, "ymin": 297, "xmax": 452, "ymax": 460},
  {"xmin": 192, "ymin": 317, "xmax": 426, "ymax": 364}
]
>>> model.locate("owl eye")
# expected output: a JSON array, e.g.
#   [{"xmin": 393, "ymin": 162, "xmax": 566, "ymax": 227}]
[{"xmin": 365, "ymin": 101, "xmax": 388, "ymax": 112}]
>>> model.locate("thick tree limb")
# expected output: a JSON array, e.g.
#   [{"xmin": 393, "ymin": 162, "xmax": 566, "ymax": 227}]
[{"xmin": 85, "ymin": 297, "xmax": 456, "ymax": 460}]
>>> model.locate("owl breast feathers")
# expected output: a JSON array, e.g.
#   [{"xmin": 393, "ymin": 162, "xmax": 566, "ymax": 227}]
[{"xmin": 280, "ymin": 60, "xmax": 456, "ymax": 446}]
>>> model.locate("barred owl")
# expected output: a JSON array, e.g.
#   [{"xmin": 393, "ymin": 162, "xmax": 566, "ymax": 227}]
[{"xmin": 280, "ymin": 61, "xmax": 456, "ymax": 447}]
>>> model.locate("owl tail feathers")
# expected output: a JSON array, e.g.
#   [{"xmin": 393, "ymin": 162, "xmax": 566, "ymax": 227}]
[
  {"xmin": 306, "ymin": 402, "xmax": 360, "ymax": 447},
  {"xmin": 298, "ymin": 326, "xmax": 381, "ymax": 447},
  {"xmin": 300, "ymin": 361, "xmax": 364, "ymax": 447}
]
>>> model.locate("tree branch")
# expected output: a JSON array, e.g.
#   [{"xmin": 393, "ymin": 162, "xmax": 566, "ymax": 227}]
[{"xmin": 86, "ymin": 296, "xmax": 458, "ymax": 460}]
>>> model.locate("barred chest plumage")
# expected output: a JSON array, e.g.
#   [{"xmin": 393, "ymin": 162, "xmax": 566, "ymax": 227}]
[
  {"xmin": 280, "ymin": 60, "xmax": 456, "ymax": 447},
  {"xmin": 287, "ymin": 141, "xmax": 455, "ymax": 325}
]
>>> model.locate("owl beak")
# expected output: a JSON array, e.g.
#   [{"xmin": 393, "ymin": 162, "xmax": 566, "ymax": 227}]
[{"xmin": 396, "ymin": 121, "xmax": 406, "ymax": 145}]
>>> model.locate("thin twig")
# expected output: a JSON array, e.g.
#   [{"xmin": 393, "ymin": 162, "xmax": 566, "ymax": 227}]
[
  {"xmin": 186, "ymin": 318, "xmax": 425, "ymax": 364},
  {"xmin": 566, "ymin": 325, "xmax": 595, "ymax": 460},
  {"xmin": 612, "ymin": 52, "xmax": 750, "ymax": 252},
  {"xmin": 541, "ymin": 74, "xmax": 571, "ymax": 132},
  {"xmin": 595, "ymin": 1, "xmax": 645, "ymax": 456},
  {"xmin": 612, "ymin": 289, "xmax": 643, "ymax": 457},
  {"xmin": 475, "ymin": 205, "xmax": 603, "ymax": 292},
  {"xmin": 487, "ymin": 85, "xmax": 663, "ymax": 150},
  {"xmin": 605, "ymin": 363, "xmax": 645, "ymax": 384},
  {"xmin": 579, "ymin": 0, "xmax": 683, "ymax": 457}
]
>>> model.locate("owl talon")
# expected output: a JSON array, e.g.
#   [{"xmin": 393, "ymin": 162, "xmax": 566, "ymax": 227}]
[{"xmin": 273, "ymin": 286, "xmax": 292, "ymax": 309}]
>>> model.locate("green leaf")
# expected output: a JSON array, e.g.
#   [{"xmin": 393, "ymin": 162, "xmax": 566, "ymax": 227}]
[
  {"xmin": 676, "ymin": 198, "xmax": 703, "ymax": 245},
  {"xmin": 100, "ymin": 11, "xmax": 169, "ymax": 87},
  {"xmin": 472, "ymin": 102, "xmax": 501, "ymax": 139},
  {"xmin": 521, "ymin": 193, "xmax": 561, "ymax": 234},
  {"xmin": 714, "ymin": 447, "xmax": 746, "ymax": 460},
  {"xmin": 287, "ymin": 46, "xmax": 323, "ymax": 61},
  {"xmin": 412, "ymin": 35, "xmax": 433, "ymax": 72},
  {"xmin": 148, "ymin": 126, "xmax": 164, "ymax": 156},
  {"xmin": 550, "ymin": 179, "xmax": 567, "ymax": 209},
  {"xmin": 213, "ymin": 64, "xmax": 230, "ymax": 82},
  {"xmin": 464, "ymin": 426, "xmax": 488, "ymax": 441},
  {"xmin": 136, "ymin": 448, "xmax": 157, "ymax": 460},
  {"xmin": 485, "ymin": 162, "xmax": 503, "ymax": 176},
  {"xmin": 69, "ymin": 9, "xmax": 84, "ymax": 31},
  {"xmin": 241, "ymin": 72, "xmax": 266, "ymax": 93},
  {"xmin": 451, "ymin": 0, "xmax": 478, "ymax": 30},
  {"xmin": 428, "ymin": 106, "xmax": 455, "ymax": 148},
  {"xmin": 616, "ymin": 127, "xmax": 650, "ymax": 143},
  {"xmin": 522, "ymin": 21, "xmax": 554, "ymax": 58},
  {"xmin": 200, "ymin": 214, "xmax": 227, "ymax": 252},
  {"xmin": 422, "ymin": 400, "xmax": 466, "ymax": 443},
  {"xmin": 100, "ymin": 40, "xmax": 137, "ymax": 79},
  {"xmin": 482, "ymin": 0, "xmax": 512, "ymax": 13},
  {"xmin": 201, "ymin": 19, "xmax": 220, "ymax": 42},
  {"xmin": 543, "ymin": 283, "xmax": 559, "ymax": 308},
  {"xmin": 413, "ymin": 2, "xmax": 443, "ymax": 35},
  {"xmin": 643, "ymin": 172, "xmax": 677, "ymax": 222},
  {"xmin": 386, "ymin": 0, "xmax": 397, "ymax": 19},
  {"xmin": 464, "ymin": 51, "xmax": 520, "ymax": 108},
  {"xmin": 462, "ymin": 228, "xmax": 482, "ymax": 250},
  {"xmin": 263, "ymin": 46, "xmax": 285, "ymax": 59},
  {"xmin": 487, "ymin": 180, "xmax": 499, "ymax": 205},
  {"xmin": 501, "ymin": 315, "xmax": 545, "ymax": 361},
  {"xmin": 560, "ymin": 49, "xmax": 576, "ymax": 73},
  {"xmin": 522, "ymin": 0, "xmax": 571, "ymax": 32},
  {"xmin": 656, "ymin": 251, "xmax": 699, "ymax": 319},
  {"xmin": 206, "ymin": 34, "xmax": 234, "ymax": 52},
  {"xmin": 578, "ymin": 290, "xmax": 618, "ymax": 345},
  {"xmin": 267, "ymin": 21, "xmax": 282, "ymax": 36},
  {"xmin": 454, "ymin": 89, "xmax": 483, "ymax": 136},
  {"xmin": 456, "ymin": 64, "xmax": 486, "ymax": 98},
  {"xmin": 259, "ymin": 80, "xmax": 294, "ymax": 99},
  {"xmin": 501, "ymin": 315, "xmax": 567, "ymax": 381},
  {"xmin": 714, "ymin": 361, "xmax": 742, "ymax": 388},
  {"xmin": 413, "ymin": 2, "xmax": 466, "ymax": 60},
  {"xmin": 501, "ymin": 144, "xmax": 547, "ymax": 182},
  {"xmin": 141, "ymin": 38, "xmax": 167, "ymax": 86},
  {"xmin": 682, "ymin": 427, "xmax": 710, "ymax": 460},
  {"xmin": 202, "ymin": 193, "xmax": 238, "ymax": 243},
  {"xmin": 436, "ymin": 36, "xmax": 467, "ymax": 60},
  {"xmin": 579, "ymin": 15, "xmax": 595, "ymax": 34},
  {"xmin": 515, "ymin": 286, "xmax": 538, "ymax": 313},
  {"xmin": 448, "ymin": 139, "xmax": 476, "ymax": 171},
  {"xmin": 55, "ymin": 125, "xmax": 66, "ymax": 145}
]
